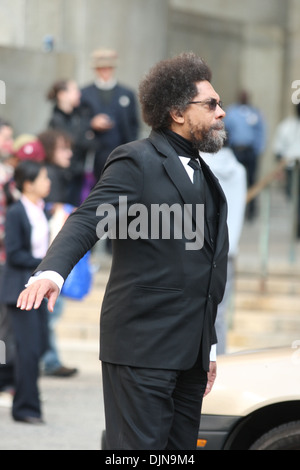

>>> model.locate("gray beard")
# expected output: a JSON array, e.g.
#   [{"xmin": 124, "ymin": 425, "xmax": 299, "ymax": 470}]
[{"xmin": 190, "ymin": 124, "xmax": 227, "ymax": 154}]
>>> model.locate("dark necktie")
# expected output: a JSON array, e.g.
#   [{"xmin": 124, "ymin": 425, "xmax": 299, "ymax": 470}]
[{"xmin": 188, "ymin": 158, "xmax": 205, "ymax": 201}]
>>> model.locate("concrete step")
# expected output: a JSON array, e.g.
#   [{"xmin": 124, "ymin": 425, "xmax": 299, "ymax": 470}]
[{"xmin": 235, "ymin": 293, "xmax": 300, "ymax": 313}]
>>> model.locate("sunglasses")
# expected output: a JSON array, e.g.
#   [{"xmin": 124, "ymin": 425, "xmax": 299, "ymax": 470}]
[{"xmin": 188, "ymin": 98, "xmax": 223, "ymax": 111}]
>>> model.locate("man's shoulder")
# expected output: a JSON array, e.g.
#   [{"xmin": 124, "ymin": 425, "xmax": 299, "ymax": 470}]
[
  {"xmin": 102, "ymin": 137, "xmax": 157, "ymax": 172},
  {"xmin": 110, "ymin": 136, "xmax": 152, "ymax": 157}
]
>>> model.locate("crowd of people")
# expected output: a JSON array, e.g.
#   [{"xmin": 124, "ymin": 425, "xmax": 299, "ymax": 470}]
[{"xmin": 0, "ymin": 48, "xmax": 139, "ymax": 423}]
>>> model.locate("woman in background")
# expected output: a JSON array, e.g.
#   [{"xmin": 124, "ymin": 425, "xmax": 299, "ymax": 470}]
[{"xmin": 47, "ymin": 80, "xmax": 95, "ymax": 206}]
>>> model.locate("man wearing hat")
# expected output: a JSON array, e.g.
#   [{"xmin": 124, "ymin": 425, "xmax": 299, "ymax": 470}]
[{"xmin": 81, "ymin": 48, "xmax": 139, "ymax": 180}]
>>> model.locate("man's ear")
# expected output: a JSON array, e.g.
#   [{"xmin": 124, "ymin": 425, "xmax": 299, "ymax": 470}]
[{"xmin": 170, "ymin": 108, "xmax": 185, "ymax": 124}]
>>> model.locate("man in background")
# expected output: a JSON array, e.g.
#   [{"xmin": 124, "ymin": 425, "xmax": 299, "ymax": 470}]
[{"xmin": 81, "ymin": 48, "xmax": 139, "ymax": 180}]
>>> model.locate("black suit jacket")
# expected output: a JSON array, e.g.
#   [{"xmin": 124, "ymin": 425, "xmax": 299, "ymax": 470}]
[
  {"xmin": 35, "ymin": 130, "xmax": 229, "ymax": 371},
  {"xmin": 0, "ymin": 201, "xmax": 44, "ymax": 305}
]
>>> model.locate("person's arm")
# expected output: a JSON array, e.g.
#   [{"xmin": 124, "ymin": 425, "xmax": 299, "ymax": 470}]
[
  {"xmin": 17, "ymin": 144, "xmax": 144, "ymax": 311},
  {"xmin": 254, "ymin": 110, "xmax": 267, "ymax": 156}
]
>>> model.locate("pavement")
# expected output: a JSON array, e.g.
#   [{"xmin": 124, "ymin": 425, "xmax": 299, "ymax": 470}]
[
  {"xmin": 0, "ymin": 181, "xmax": 299, "ymax": 450},
  {"xmin": 0, "ymin": 342, "xmax": 105, "ymax": 450},
  {"xmin": 0, "ymin": 260, "xmax": 108, "ymax": 451}
]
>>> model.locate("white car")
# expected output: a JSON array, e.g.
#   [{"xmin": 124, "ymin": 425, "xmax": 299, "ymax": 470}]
[{"xmin": 198, "ymin": 346, "xmax": 300, "ymax": 450}]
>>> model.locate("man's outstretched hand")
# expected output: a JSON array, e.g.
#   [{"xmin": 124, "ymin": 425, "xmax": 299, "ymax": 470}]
[{"xmin": 17, "ymin": 280, "xmax": 60, "ymax": 312}]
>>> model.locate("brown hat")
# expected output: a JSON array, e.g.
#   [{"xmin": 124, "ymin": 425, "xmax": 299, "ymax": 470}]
[{"xmin": 90, "ymin": 48, "xmax": 118, "ymax": 68}]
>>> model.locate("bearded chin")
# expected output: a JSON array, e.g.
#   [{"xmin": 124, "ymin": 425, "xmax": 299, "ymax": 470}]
[{"xmin": 191, "ymin": 127, "xmax": 227, "ymax": 154}]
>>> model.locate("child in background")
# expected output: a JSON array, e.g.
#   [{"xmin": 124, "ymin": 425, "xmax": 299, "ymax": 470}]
[{"xmin": 0, "ymin": 161, "xmax": 51, "ymax": 423}]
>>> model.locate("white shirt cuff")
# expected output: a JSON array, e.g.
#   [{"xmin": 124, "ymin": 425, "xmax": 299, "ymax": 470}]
[
  {"xmin": 209, "ymin": 344, "xmax": 217, "ymax": 362},
  {"xmin": 26, "ymin": 270, "xmax": 64, "ymax": 292}
]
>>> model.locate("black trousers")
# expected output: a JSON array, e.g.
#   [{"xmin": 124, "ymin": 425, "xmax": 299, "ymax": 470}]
[
  {"xmin": 102, "ymin": 360, "xmax": 208, "ymax": 450},
  {"xmin": 9, "ymin": 301, "xmax": 49, "ymax": 420}
]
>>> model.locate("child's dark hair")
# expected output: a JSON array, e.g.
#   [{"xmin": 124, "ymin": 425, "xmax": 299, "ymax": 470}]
[{"xmin": 14, "ymin": 160, "xmax": 44, "ymax": 192}]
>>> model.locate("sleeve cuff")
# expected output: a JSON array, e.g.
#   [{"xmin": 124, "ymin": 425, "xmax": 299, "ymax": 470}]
[
  {"xmin": 26, "ymin": 270, "xmax": 64, "ymax": 292},
  {"xmin": 209, "ymin": 344, "xmax": 217, "ymax": 362}
]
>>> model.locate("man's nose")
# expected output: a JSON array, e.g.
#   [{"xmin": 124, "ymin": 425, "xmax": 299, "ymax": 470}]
[{"xmin": 216, "ymin": 104, "xmax": 226, "ymax": 119}]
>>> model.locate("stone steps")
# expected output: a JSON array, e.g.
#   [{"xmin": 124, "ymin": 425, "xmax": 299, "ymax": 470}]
[{"xmin": 227, "ymin": 272, "xmax": 300, "ymax": 351}]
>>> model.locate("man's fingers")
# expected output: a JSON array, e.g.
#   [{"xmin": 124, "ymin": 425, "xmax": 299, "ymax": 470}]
[
  {"xmin": 17, "ymin": 280, "xmax": 59, "ymax": 312},
  {"xmin": 204, "ymin": 361, "xmax": 217, "ymax": 397},
  {"xmin": 47, "ymin": 289, "xmax": 59, "ymax": 313},
  {"xmin": 17, "ymin": 285, "xmax": 41, "ymax": 311},
  {"xmin": 17, "ymin": 291, "xmax": 27, "ymax": 310},
  {"xmin": 33, "ymin": 287, "xmax": 47, "ymax": 310}
]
